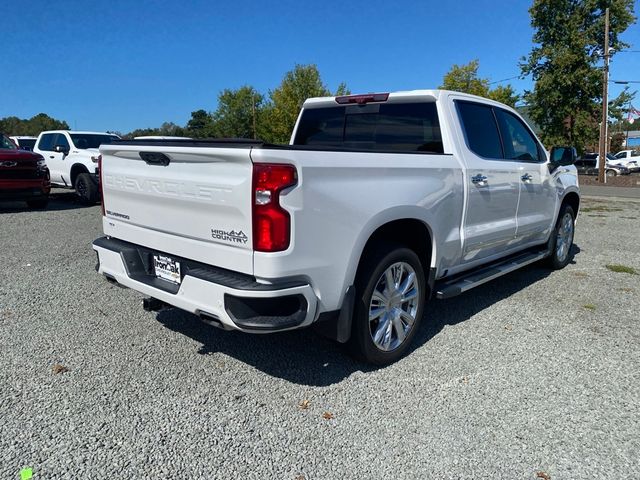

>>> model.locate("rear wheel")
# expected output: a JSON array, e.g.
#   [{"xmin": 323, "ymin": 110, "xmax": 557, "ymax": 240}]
[
  {"xmin": 349, "ymin": 244, "xmax": 426, "ymax": 365},
  {"xmin": 75, "ymin": 173, "xmax": 98, "ymax": 204},
  {"xmin": 547, "ymin": 205, "xmax": 575, "ymax": 270},
  {"xmin": 26, "ymin": 197, "xmax": 49, "ymax": 209}
]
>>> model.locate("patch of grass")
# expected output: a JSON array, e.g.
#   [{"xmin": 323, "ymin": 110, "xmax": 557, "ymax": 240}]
[
  {"xmin": 581, "ymin": 205, "xmax": 623, "ymax": 213},
  {"xmin": 606, "ymin": 264, "xmax": 638, "ymax": 275},
  {"xmin": 582, "ymin": 303, "xmax": 597, "ymax": 311}
]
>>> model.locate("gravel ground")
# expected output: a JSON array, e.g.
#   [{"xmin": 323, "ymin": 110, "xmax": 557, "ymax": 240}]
[{"xmin": 1, "ymin": 190, "xmax": 639, "ymax": 479}]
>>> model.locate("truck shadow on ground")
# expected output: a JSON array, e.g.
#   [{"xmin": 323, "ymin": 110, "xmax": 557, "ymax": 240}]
[
  {"xmin": 0, "ymin": 190, "xmax": 97, "ymax": 213},
  {"xmin": 156, "ymin": 245, "xmax": 580, "ymax": 387}
]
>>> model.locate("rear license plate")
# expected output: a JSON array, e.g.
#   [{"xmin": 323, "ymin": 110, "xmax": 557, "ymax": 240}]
[{"xmin": 153, "ymin": 255, "xmax": 181, "ymax": 284}]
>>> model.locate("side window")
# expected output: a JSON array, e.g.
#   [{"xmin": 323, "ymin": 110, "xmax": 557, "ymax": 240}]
[
  {"xmin": 456, "ymin": 101, "xmax": 503, "ymax": 159},
  {"xmin": 54, "ymin": 133, "xmax": 70, "ymax": 149},
  {"xmin": 38, "ymin": 134, "xmax": 55, "ymax": 151},
  {"xmin": 495, "ymin": 109, "xmax": 541, "ymax": 162}
]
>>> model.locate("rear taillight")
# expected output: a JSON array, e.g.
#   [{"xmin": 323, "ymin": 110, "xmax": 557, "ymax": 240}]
[
  {"xmin": 252, "ymin": 163, "xmax": 297, "ymax": 252},
  {"xmin": 98, "ymin": 154, "xmax": 105, "ymax": 216}
]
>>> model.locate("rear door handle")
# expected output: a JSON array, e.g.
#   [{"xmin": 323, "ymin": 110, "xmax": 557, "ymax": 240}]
[
  {"xmin": 49, "ymin": 155, "xmax": 55, "ymax": 159},
  {"xmin": 471, "ymin": 174, "xmax": 488, "ymax": 186},
  {"xmin": 521, "ymin": 173, "xmax": 533, "ymax": 182}
]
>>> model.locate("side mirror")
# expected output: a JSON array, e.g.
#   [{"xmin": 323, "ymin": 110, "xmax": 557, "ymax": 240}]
[
  {"xmin": 549, "ymin": 146, "xmax": 576, "ymax": 170},
  {"xmin": 54, "ymin": 145, "xmax": 69, "ymax": 156}
]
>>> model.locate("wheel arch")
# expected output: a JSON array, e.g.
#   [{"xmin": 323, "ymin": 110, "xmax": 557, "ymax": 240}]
[
  {"xmin": 70, "ymin": 163, "xmax": 90, "ymax": 186},
  {"xmin": 560, "ymin": 190, "xmax": 580, "ymax": 217},
  {"xmin": 344, "ymin": 208, "xmax": 437, "ymax": 299},
  {"xmin": 355, "ymin": 219, "xmax": 433, "ymax": 282}
]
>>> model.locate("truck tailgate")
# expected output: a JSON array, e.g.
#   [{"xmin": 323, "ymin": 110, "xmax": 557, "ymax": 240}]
[{"xmin": 99, "ymin": 143, "xmax": 254, "ymax": 274}]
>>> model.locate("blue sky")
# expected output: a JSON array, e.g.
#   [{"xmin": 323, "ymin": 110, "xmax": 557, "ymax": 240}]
[{"xmin": 2, "ymin": 0, "xmax": 639, "ymax": 133}]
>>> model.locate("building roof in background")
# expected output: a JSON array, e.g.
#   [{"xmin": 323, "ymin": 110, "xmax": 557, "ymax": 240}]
[{"xmin": 625, "ymin": 130, "xmax": 640, "ymax": 139}]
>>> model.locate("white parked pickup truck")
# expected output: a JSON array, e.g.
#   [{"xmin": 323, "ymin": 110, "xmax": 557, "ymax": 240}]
[
  {"xmin": 34, "ymin": 130, "xmax": 120, "ymax": 203},
  {"xmin": 93, "ymin": 90, "xmax": 579, "ymax": 364}
]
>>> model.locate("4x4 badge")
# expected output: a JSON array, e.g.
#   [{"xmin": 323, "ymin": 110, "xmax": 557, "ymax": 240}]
[{"xmin": 211, "ymin": 229, "xmax": 248, "ymax": 244}]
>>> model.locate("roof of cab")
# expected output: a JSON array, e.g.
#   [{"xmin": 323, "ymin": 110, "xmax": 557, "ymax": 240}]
[
  {"xmin": 302, "ymin": 89, "xmax": 515, "ymax": 111},
  {"xmin": 39, "ymin": 130, "xmax": 118, "ymax": 136}
]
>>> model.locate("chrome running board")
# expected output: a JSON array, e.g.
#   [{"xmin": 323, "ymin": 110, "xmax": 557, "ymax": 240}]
[{"xmin": 435, "ymin": 250, "xmax": 549, "ymax": 299}]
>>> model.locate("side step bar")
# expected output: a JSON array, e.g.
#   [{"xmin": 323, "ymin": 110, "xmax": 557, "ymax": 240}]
[{"xmin": 435, "ymin": 250, "xmax": 549, "ymax": 299}]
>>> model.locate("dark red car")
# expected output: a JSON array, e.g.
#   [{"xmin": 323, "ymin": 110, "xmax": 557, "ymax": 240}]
[{"xmin": 0, "ymin": 133, "xmax": 51, "ymax": 208}]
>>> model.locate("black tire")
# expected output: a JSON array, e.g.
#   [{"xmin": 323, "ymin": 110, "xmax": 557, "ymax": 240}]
[
  {"xmin": 26, "ymin": 197, "xmax": 49, "ymax": 209},
  {"xmin": 606, "ymin": 169, "xmax": 617, "ymax": 177},
  {"xmin": 547, "ymin": 205, "xmax": 575, "ymax": 270},
  {"xmin": 349, "ymin": 244, "xmax": 426, "ymax": 365},
  {"xmin": 74, "ymin": 173, "xmax": 98, "ymax": 204}
]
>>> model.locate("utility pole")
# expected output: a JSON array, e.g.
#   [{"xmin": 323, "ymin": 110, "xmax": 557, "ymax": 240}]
[
  {"xmin": 252, "ymin": 93, "xmax": 257, "ymax": 140},
  {"xmin": 598, "ymin": 7, "xmax": 610, "ymax": 183},
  {"xmin": 625, "ymin": 99, "xmax": 631, "ymax": 148}
]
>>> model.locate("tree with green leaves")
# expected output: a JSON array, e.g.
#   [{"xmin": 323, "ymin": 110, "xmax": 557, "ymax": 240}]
[
  {"xmin": 0, "ymin": 113, "xmax": 69, "ymax": 136},
  {"xmin": 186, "ymin": 109, "xmax": 215, "ymax": 138},
  {"xmin": 521, "ymin": 0, "xmax": 635, "ymax": 151},
  {"xmin": 262, "ymin": 64, "xmax": 349, "ymax": 143},
  {"xmin": 439, "ymin": 59, "xmax": 520, "ymax": 107},
  {"xmin": 125, "ymin": 122, "xmax": 187, "ymax": 139},
  {"xmin": 210, "ymin": 86, "xmax": 263, "ymax": 139}
]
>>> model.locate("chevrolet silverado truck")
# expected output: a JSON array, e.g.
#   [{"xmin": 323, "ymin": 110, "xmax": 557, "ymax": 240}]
[
  {"xmin": 34, "ymin": 130, "xmax": 120, "ymax": 203},
  {"xmin": 93, "ymin": 90, "xmax": 579, "ymax": 364}
]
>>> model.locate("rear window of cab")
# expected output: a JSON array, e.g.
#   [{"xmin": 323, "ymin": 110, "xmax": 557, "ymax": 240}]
[{"xmin": 293, "ymin": 102, "xmax": 444, "ymax": 154}]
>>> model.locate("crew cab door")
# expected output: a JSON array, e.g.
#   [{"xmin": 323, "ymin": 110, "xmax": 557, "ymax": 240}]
[
  {"xmin": 492, "ymin": 108, "xmax": 556, "ymax": 245},
  {"xmin": 453, "ymin": 99, "xmax": 520, "ymax": 263},
  {"xmin": 37, "ymin": 133, "xmax": 68, "ymax": 185}
]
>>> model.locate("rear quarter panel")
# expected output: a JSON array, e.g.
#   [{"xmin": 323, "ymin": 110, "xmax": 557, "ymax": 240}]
[{"xmin": 251, "ymin": 148, "xmax": 465, "ymax": 313}]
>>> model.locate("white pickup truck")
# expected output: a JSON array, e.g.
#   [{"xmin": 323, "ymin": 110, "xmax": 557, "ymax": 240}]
[
  {"xmin": 34, "ymin": 130, "xmax": 120, "ymax": 203},
  {"xmin": 93, "ymin": 90, "xmax": 579, "ymax": 364}
]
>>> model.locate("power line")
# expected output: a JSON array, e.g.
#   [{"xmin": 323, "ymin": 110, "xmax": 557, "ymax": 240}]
[{"xmin": 488, "ymin": 75, "xmax": 522, "ymax": 85}]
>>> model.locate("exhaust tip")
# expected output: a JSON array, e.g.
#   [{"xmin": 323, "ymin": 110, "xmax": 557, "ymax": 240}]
[{"xmin": 199, "ymin": 312, "xmax": 226, "ymax": 329}]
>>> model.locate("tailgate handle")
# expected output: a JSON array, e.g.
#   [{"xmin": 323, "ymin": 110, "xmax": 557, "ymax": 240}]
[{"xmin": 139, "ymin": 152, "xmax": 170, "ymax": 166}]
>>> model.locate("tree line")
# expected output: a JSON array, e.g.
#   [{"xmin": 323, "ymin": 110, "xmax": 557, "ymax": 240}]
[
  {"xmin": 0, "ymin": 114, "xmax": 69, "ymax": 136},
  {"xmin": 127, "ymin": 64, "xmax": 348, "ymax": 144},
  {"xmin": 2, "ymin": 1, "xmax": 635, "ymax": 153}
]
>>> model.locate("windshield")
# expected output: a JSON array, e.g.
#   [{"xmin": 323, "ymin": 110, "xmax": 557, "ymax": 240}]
[
  {"xmin": 17, "ymin": 138, "xmax": 36, "ymax": 150},
  {"xmin": 70, "ymin": 134, "xmax": 120, "ymax": 149},
  {"xmin": 606, "ymin": 153, "xmax": 617, "ymax": 160},
  {"xmin": 1, "ymin": 134, "xmax": 18, "ymax": 150}
]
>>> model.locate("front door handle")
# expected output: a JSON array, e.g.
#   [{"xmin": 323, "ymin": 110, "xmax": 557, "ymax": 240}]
[
  {"xmin": 521, "ymin": 173, "xmax": 533, "ymax": 183},
  {"xmin": 471, "ymin": 174, "xmax": 488, "ymax": 186},
  {"xmin": 49, "ymin": 155, "xmax": 55, "ymax": 159}
]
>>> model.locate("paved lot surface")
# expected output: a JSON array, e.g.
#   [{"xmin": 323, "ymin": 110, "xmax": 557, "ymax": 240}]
[{"xmin": 1, "ymin": 190, "xmax": 639, "ymax": 479}]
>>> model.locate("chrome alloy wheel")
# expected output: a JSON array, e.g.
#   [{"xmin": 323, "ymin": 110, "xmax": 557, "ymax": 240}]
[
  {"xmin": 368, "ymin": 262, "xmax": 420, "ymax": 352},
  {"xmin": 555, "ymin": 212, "xmax": 574, "ymax": 263}
]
